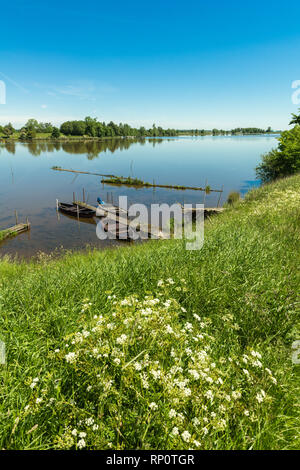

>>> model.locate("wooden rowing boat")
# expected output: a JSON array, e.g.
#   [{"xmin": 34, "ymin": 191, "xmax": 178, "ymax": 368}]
[{"xmin": 58, "ymin": 202, "xmax": 95, "ymax": 219}]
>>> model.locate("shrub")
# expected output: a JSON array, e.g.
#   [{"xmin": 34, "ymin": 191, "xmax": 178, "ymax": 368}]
[
  {"xmin": 256, "ymin": 125, "xmax": 300, "ymax": 182},
  {"xmin": 51, "ymin": 127, "xmax": 60, "ymax": 139}
]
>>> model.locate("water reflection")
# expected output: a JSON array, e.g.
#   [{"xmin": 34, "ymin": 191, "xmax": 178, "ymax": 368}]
[{"xmin": 0, "ymin": 137, "xmax": 165, "ymax": 159}]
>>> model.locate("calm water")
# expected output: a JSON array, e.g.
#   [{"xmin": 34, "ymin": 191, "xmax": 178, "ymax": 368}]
[{"xmin": 0, "ymin": 135, "xmax": 278, "ymax": 258}]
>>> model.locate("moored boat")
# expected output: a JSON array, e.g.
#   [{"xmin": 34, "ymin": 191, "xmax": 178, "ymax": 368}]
[{"xmin": 58, "ymin": 202, "xmax": 95, "ymax": 218}]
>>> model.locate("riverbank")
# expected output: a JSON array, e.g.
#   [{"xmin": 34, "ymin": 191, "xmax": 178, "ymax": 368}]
[
  {"xmin": 0, "ymin": 132, "xmax": 280, "ymax": 143},
  {"xmin": 0, "ymin": 173, "xmax": 299, "ymax": 449},
  {"xmin": 0, "ymin": 134, "xmax": 141, "ymax": 142}
]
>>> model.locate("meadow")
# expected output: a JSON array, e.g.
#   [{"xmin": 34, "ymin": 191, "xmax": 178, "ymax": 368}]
[{"xmin": 0, "ymin": 174, "xmax": 299, "ymax": 450}]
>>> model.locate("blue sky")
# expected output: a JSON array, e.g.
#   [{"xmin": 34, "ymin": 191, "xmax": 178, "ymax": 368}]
[{"xmin": 0, "ymin": 0, "xmax": 300, "ymax": 129}]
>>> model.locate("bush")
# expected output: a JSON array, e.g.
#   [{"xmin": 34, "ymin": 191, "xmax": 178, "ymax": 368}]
[
  {"xmin": 256, "ymin": 125, "xmax": 300, "ymax": 182},
  {"xmin": 51, "ymin": 127, "xmax": 60, "ymax": 138}
]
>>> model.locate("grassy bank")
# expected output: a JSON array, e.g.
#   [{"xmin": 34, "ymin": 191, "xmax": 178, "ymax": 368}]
[
  {"xmin": 0, "ymin": 133, "xmax": 133, "ymax": 142},
  {"xmin": 0, "ymin": 174, "xmax": 299, "ymax": 450}
]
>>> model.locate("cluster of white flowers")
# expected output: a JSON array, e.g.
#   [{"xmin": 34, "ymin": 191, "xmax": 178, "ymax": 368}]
[
  {"xmin": 256, "ymin": 389, "xmax": 266, "ymax": 403},
  {"xmin": 149, "ymin": 402, "xmax": 158, "ymax": 410},
  {"xmin": 43, "ymin": 284, "xmax": 279, "ymax": 450},
  {"xmin": 81, "ymin": 300, "xmax": 92, "ymax": 313},
  {"xmin": 181, "ymin": 430, "xmax": 191, "ymax": 442},
  {"xmin": 65, "ymin": 352, "xmax": 77, "ymax": 364},
  {"xmin": 30, "ymin": 377, "xmax": 39, "ymax": 389},
  {"xmin": 116, "ymin": 334, "xmax": 127, "ymax": 345}
]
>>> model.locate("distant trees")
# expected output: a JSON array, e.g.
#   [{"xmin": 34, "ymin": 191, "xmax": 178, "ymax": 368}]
[
  {"xmin": 178, "ymin": 128, "xmax": 274, "ymax": 136},
  {"xmin": 25, "ymin": 119, "xmax": 53, "ymax": 133},
  {"xmin": 59, "ymin": 117, "xmax": 178, "ymax": 138},
  {"xmin": 2, "ymin": 123, "xmax": 14, "ymax": 137},
  {"xmin": 0, "ymin": 117, "xmax": 278, "ymax": 140},
  {"xmin": 231, "ymin": 127, "xmax": 270, "ymax": 135}
]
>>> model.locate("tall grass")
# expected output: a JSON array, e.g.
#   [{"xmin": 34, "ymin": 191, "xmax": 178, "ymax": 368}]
[{"xmin": 0, "ymin": 174, "xmax": 299, "ymax": 449}]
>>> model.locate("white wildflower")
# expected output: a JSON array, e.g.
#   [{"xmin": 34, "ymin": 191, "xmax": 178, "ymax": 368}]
[
  {"xmin": 189, "ymin": 369, "xmax": 200, "ymax": 380},
  {"xmin": 116, "ymin": 334, "xmax": 127, "ymax": 345},
  {"xmin": 253, "ymin": 360, "xmax": 262, "ymax": 368},
  {"xmin": 77, "ymin": 439, "xmax": 86, "ymax": 449},
  {"xmin": 85, "ymin": 418, "xmax": 94, "ymax": 426},
  {"xmin": 65, "ymin": 352, "xmax": 77, "ymax": 363},
  {"xmin": 192, "ymin": 417, "xmax": 200, "ymax": 426},
  {"xmin": 181, "ymin": 430, "xmax": 191, "ymax": 442},
  {"xmin": 149, "ymin": 402, "xmax": 158, "ymax": 410},
  {"xmin": 251, "ymin": 350, "xmax": 262, "ymax": 359},
  {"xmin": 256, "ymin": 389, "xmax": 266, "ymax": 403},
  {"xmin": 205, "ymin": 390, "xmax": 214, "ymax": 401},
  {"xmin": 169, "ymin": 409, "xmax": 177, "ymax": 418}
]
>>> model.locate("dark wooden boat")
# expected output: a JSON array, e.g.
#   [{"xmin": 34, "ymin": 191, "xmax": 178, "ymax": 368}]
[{"xmin": 58, "ymin": 202, "xmax": 95, "ymax": 219}]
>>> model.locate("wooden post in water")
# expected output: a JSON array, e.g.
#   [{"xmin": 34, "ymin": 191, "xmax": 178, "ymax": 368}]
[
  {"xmin": 73, "ymin": 192, "xmax": 75, "ymax": 203},
  {"xmin": 26, "ymin": 217, "xmax": 31, "ymax": 239},
  {"xmin": 83, "ymin": 188, "xmax": 85, "ymax": 203},
  {"xmin": 15, "ymin": 210, "xmax": 18, "ymax": 225},
  {"xmin": 77, "ymin": 203, "xmax": 80, "ymax": 226},
  {"xmin": 217, "ymin": 185, "xmax": 224, "ymax": 208},
  {"xmin": 203, "ymin": 179, "xmax": 208, "ymax": 206}
]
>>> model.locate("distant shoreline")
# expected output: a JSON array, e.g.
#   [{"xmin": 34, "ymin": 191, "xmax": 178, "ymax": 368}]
[{"xmin": 0, "ymin": 132, "xmax": 281, "ymax": 143}]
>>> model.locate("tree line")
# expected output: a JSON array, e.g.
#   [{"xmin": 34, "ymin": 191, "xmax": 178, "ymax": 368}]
[
  {"xmin": 0, "ymin": 117, "xmax": 276, "ymax": 139},
  {"xmin": 180, "ymin": 127, "xmax": 274, "ymax": 135},
  {"xmin": 59, "ymin": 117, "xmax": 177, "ymax": 137},
  {"xmin": 0, "ymin": 117, "xmax": 177, "ymax": 139}
]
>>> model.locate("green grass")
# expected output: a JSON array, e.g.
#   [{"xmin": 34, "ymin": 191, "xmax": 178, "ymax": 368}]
[
  {"xmin": 0, "ymin": 230, "xmax": 9, "ymax": 241},
  {"xmin": 0, "ymin": 174, "xmax": 299, "ymax": 450}
]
